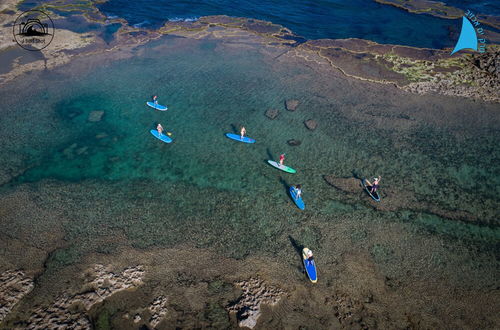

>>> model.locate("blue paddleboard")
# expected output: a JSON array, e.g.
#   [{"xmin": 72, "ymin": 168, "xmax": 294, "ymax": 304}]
[
  {"xmin": 150, "ymin": 129, "xmax": 172, "ymax": 143},
  {"xmin": 225, "ymin": 133, "xmax": 255, "ymax": 144},
  {"xmin": 289, "ymin": 186, "xmax": 305, "ymax": 210},
  {"xmin": 302, "ymin": 248, "xmax": 317, "ymax": 283},
  {"xmin": 146, "ymin": 101, "xmax": 168, "ymax": 111}
]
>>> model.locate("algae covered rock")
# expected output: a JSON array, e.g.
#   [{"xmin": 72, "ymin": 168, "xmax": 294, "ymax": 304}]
[
  {"xmin": 285, "ymin": 99, "xmax": 299, "ymax": 111},
  {"xmin": 304, "ymin": 119, "xmax": 317, "ymax": 130},
  {"xmin": 88, "ymin": 110, "xmax": 104, "ymax": 122},
  {"xmin": 265, "ymin": 108, "xmax": 279, "ymax": 119}
]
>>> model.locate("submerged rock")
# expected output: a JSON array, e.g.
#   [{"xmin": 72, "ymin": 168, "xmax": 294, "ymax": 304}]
[
  {"xmin": 265, "ymin": 108, "xmax": 279, "ymax": 119},
  {"xmin": 62, "ymin": 143, "xmax": 78, "ymax": 159},
  {"xmin": 285, "ymin": 99, "xmax": 299, "ymax": 111},
  {"xmin": 25, "ymin": 264, "xmax": 145, "ymax": 329},
  {"xmin": 304, "ymin": 119, "xmax": 317, "ymax": 130},
  {"xmin": 88, "ymin": 110, "xmax": 104, "ymax": 122},
  {"xmin": 287, "ymin": 139, "xmax": 301, "ymax": 146},
  {"xmin": 75, "ymin": 146, "xmax": 88, "ymax": 155},
  {"xmin": 323, "ymin": 176, "xmax": 361, "ymax": 193},
  {"xmin": 149, "ymin": 296, "xmax": 168, "ymax": 328},
  {"xmin": 227, "ymin": 278, "xmax": 284, "ymax": 329},
  {"xmin": 0, "ymin": 270, "xmax": 34, "ymax": 322}
]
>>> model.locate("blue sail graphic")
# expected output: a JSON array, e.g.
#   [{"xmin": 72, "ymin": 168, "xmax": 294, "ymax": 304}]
[{"xmin": 451, "ymin": 16, "xmax": 478, "ymax": 55}]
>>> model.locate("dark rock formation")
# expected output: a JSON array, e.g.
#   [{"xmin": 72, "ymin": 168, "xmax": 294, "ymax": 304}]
[
  {"xmin": 304, "ymin": 119, "xmax": 317, "ymax": 130},
  {"xmin": 471, "ymin": 48, "xmax": 500, "ymax": 81},
  {"xmin": 285, "ymin": 99, "xmax": 299, "ymax": 111},
  {"xmin": 227, "ymin": 278, "xmax": 284, "ymax": 329},
  {"xmin": 287, "ymin": 139, "xmax": 301, "ymax": 146},
  {"xmin": 265, "ymin": 108, "xmax": 279, "ymax": 119}
]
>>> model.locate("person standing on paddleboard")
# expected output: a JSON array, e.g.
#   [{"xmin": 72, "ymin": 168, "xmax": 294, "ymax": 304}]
[
  {"xmin": 366, "ymin": 176, "xmax": 381, "ymax": 194},
  {"xmin": 295, "ymin": 184, "xmax": 302, "ymax": 199},
  {"xmin": 157, "ymin": 123, "xmax": 164, "ymax": 136},
  {"xmin": 153, "ymin": 95, "xmax": 158, "ymax": 107},
  {"xmin": 279, "ymin": 153, "xmax": 285, "ymax": 166},
  {"xmin": 240, "ymin": 126, "xmax": 246, "ymax": 140}
]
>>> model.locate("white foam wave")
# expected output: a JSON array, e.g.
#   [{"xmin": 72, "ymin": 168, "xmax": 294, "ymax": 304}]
[{"xmin": 168, "ymin": 17, "xmax": 199, "ymax": 22}]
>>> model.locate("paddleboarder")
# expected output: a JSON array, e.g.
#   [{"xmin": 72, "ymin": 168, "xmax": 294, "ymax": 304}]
[
  {"xmin": 240, "ymin": 126, "xmax": 246, "ymax": 140},
  {"xmin": 294, "ymin": 184, "xmax": 302, "ymax": 200},
  {"xmin": 366, "ymin": 176, "xmax": 381, "ymax": 194},
  {"xmin": 157, "ymin": 123, "xmax": 164, "ymax": 136},
  {"xmin": 153, "ymin": 95, "xmax": 158, "ymax": 106},
  {"xmin": 306, "ymin": 249, "xmax": 314, "ymax": 265},
  {"xmin": 279, "ymin": 153, "xmax": 285, "ymax": 166}
]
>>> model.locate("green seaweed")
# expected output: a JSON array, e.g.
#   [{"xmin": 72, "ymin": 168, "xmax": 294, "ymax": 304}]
[{"xmin": 94, "ymin": 309, "xmax": 112, "ymax": 330}]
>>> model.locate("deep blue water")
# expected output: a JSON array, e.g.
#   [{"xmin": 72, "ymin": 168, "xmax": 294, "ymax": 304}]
[{"xmin": 97, "ymin": 0, "xmax": 472, "ymax": 49}]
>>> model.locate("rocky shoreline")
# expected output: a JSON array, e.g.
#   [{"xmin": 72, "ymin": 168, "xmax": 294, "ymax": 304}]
[
  {"xmin": 374, "ymin": 0, "xmax": 500, "ymax": 30},
  {"xmin": 0, "ymin": 1, "xmax": 498, "ymax": 103}
]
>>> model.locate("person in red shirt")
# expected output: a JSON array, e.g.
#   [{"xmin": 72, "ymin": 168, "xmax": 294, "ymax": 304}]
[{"xmin": 279, "ymin": 153, "xmax": 285, "ymax": 166}]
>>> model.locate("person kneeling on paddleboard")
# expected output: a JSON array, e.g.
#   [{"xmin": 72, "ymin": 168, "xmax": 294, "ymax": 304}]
[
  {"xmin": 240, "ymin": 126, "xmax": 246, "ymax": 140},
  {"xmin": 157, "ymin": 123, "xmax": 164, "ymax": 136},
  {"xmin": 279, "ymin": 153, "xmax": 285, "ymax": 166},
  {"xmin": 295, "ymin": 184, "xmax": 302, "ymax": 199}
]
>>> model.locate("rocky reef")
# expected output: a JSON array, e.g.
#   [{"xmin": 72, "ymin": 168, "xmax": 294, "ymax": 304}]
[
  {"xmin": 301, "ymin": 38, "xmax": 499, "ymax": 102},
  {"xmin": 0, "ymin": 270, "xmax": 34, "ymax": 323},
  {"xmin": 1, "ymin": 0, "xmax": 498, "ymax": 103},
  {"xmin": 24, "ymin": 264, "xmax": 144, "ymax": 329},
  {"xmin": 374, "ymin": 0, "xmax": 500, "ymax": 30},
  {"xmin": 326, "ymin": 292, "xmax": 377, "ymax": 329},
  {"xmin": 404, "ymin": 48, "xmax": 500, "ymax": 102},
  {"xmin": 148, "ymin": 295, "xmax": 168, "ymax": 328},
  {"xmin": 227, "ymin": 278, "xmax": 284, "ymax": 329},
  {"xmin": 374, "ymin": 0, "xmax": 463, "ymax": 19},
  {"xmin": 323, "ymin": 175, "xmax": 489, "ymax": 225}
]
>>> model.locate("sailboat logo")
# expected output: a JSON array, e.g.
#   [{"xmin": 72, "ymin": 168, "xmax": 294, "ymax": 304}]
[
  {"xmin": 451, "ymin": 17, "xmax": 477, "ymax": 55},
  {"xmin": 450, "ymin": 11, "xmax": 486, "ymax": 55}
]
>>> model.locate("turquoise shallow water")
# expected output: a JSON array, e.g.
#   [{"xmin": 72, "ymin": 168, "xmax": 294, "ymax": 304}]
[{"xmin": 0, "ymin": 35, "xmax": 499, "ymax": 270}]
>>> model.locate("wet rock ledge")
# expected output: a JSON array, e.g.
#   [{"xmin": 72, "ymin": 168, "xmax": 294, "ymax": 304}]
[
  {"xmin": 227, "ymin": 278, "xmax": 284, "ymax": 329},
  {"xmin": 25, "ymin": 264, "xmax": 145, "ymax": 329},
  {"xmin": 0, "ymin": 270, "xmax": 34, "ymax": 323}
]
